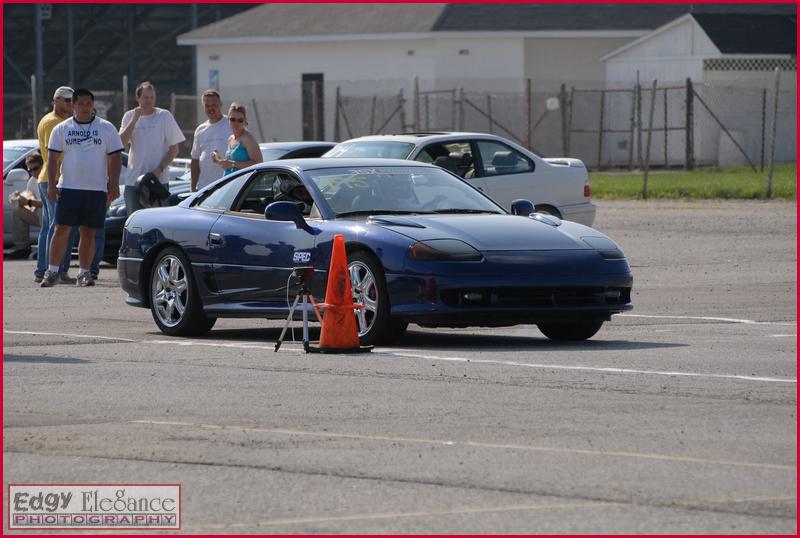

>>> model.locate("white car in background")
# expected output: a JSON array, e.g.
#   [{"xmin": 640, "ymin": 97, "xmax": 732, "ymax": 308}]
[
  {"xmin": 323, "ymin": 132, "xmax": 596, "ymax": 226},
  {"xmin": 2, "ymin": 139, "xmax": 190, "ymax": 247},
  {"xmin": 3, "ymin": 139, "xmax": 40, "ymax": 246}
]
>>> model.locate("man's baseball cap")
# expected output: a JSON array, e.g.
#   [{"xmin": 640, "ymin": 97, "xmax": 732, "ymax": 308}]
[{"xmin": 53, "ymin": 86, "xmax": 74, "ymax": 100}]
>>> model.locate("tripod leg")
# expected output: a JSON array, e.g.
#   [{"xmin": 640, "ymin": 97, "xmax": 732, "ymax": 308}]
[
  {"xmin": 275, "ymin": 293, "xmax": 302, "ymax": 352},
  {"xmin": 302, "ymin": 294, "xmax": 311, "ymax": 353}
]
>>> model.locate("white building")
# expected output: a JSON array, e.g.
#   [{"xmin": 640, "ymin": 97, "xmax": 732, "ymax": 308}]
[
  {"xmin": 177, "ymin": 3, "xmax": 699, "ymax": 142},
  {"xmin": 602, "ymin": 12, "xmax": 796, "ymax": 166}
]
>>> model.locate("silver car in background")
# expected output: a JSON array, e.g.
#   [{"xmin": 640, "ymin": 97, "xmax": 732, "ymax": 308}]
[{"xmin": 324, "ymin": 132, "xmax": 596, "ymax": 226}]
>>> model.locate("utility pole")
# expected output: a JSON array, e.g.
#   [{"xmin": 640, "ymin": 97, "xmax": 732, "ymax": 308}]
[{"xmin": 34, "ymin": 4, "xmax": 46, "ymax": 119}]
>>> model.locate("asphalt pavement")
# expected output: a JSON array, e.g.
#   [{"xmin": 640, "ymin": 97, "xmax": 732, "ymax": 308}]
[{"xmin": 2, "ymin": 199, "xmax": 796, "ymax": 533}]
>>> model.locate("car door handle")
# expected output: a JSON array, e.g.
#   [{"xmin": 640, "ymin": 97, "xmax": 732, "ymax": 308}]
[{"xmin": 209, "ymin": 232, "xmax": 225, "ymax": 246}]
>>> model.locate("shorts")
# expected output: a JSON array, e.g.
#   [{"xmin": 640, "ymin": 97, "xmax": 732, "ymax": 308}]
[{"xmin": 55, "ymin": 188, "xmax": 107, "ymax": 229}]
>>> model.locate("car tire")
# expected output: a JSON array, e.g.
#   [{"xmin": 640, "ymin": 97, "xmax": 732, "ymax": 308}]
[
  {"xmin": 348, "ymin": 250, "xmax": 407, "ymax": 346},
  {"xmin": 537, "ymin": 320, "xmax": 603, "ymax": 341},
  {"xmin": 149, "ymin": 246, "xmax": 216, "ymax": 336}
]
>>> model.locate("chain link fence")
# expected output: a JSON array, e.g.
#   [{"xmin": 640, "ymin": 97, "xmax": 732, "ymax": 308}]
[{"xmin": 7, "ymin": 75, "xmax": 795, "ymax": 171}]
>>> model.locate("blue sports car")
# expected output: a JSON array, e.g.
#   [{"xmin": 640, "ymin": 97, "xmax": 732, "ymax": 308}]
[{"xmin": 118, "ymin": 159, "xmax": 632, "ymax": 345}]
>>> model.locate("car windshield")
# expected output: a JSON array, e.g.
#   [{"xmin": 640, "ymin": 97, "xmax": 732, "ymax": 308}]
[
  {"xmin": 306, "ymin": 166, "xmax": 504, "ymax": 216},
  {"xmin": 3, "ymin": 145, "xmax": 34, "ymax": 170},
  {"xmin": 322, "ymin": 141, "xmax": 415, "ymax": 159}
]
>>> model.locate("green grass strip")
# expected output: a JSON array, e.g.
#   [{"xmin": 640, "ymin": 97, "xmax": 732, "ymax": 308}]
[{"xmin": 590, "ymin": 164, "xmax": 797, "ymax": 200}]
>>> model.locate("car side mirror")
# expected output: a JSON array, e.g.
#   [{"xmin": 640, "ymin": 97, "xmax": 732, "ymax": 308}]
[
  {"xmin": 4, "ymin": 168, "xmax": 30, "ymax": 185},
  {"xmin": 510, "ymin": 199, "xmax": 535, "ymax": 216},
  {"xmin": 265, "ymin": 201, "xmax": 314, "ymax": 234}
]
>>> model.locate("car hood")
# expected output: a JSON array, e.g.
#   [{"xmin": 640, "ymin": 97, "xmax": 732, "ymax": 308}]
[{"xmin": 367, "ymin": 214, "xmax": 593, "ymax": 251}]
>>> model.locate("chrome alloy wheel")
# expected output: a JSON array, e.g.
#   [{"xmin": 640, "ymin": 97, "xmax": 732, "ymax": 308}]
[
  {"xmin": 349, "ymin": 260, "xmax": 378, "ymax": 337},
  {"xmin": 151, "ymin": 255, "xmax": 189, "ymax": 328}
]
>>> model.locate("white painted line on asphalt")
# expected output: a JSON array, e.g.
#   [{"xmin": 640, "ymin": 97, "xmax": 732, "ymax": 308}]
[
  {"xmin": 379, "ymin": 350, "xmax": 797, "ymax": 384},
  {"xmin": 189, "ymin": 501, "xmax": 613, "ymax": 530},
  {"xmin": 3, "ymin": 330, "xmax": 138, "ymax": 342},
  {"xmin": 5, "ymin": 330, "xmax": 795, "ymax": 384},
  {"xmin": 765, "ymin": 334, "xmax": 796, "ymax": 338},
  {"xmin": 131, "ymin": 419, "xmax": 796, "ymax": 471},
  {"xmin": 619, "ymin": 314, "xmax": 796, "ymax": 326}
]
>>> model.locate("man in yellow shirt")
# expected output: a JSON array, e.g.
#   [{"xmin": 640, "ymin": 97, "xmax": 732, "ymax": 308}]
[{"xmin": 35, "ymin": 86, "xmax": 75, "ymax": 283}]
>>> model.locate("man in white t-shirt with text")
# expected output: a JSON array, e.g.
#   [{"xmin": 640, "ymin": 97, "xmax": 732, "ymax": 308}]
[
  {"xmin": 190, "ymin": 89, "xmax": 232, "ymax": 192},
  {"xmin": 42, "ymin": 88, "xmax": 123, "ymax": 288},
  {"xmin": 119, "ymin": 81, "xmax": 185, "ymax": 213}
]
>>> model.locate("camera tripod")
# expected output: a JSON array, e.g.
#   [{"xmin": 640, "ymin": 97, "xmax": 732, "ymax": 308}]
[{"xmin": 274, "ymin": 267, "xmax": 320, "ymax": 353}]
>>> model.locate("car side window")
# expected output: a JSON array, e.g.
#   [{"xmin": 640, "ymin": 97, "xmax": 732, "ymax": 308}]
[
  {"xmin": 416, "ymin": 141, "xmax": 474, "ymax": 179},
  {"xmin": 232, "ymin": 171, "xmax": 314, "ymax": 217},
  {"xmin": 475, "ymin": 141, "xmax": 534, "ymax": 177},
  {"xmin": 194, "ymin": 172, "xmax": 253, "ymax": 211},
  {"xmin": 232, "ymin": 172, "xmax": 277, "ymax": 216}
]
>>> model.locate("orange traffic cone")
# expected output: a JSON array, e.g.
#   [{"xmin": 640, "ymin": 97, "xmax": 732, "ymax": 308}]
[{"xmin": 315, "ymin": 234, "xmax": 371, "ymax": 353}]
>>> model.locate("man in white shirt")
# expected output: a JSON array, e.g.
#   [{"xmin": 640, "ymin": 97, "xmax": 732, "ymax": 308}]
[
  {"xmin": 42, "ymin": 88, "xmax": 123, "ymax": 288},
  {"xmin": 119, "ymin": 81, "xmax": 185, "ymax": 213},
  {"xmin": 190, "ymin": 89, "xmax": 232, "ymax": 192}
]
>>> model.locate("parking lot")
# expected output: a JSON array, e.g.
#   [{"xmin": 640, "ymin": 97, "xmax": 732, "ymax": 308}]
[{"xmin": 2, "ymin": 199, "xmax": 796, "ymax": 533}]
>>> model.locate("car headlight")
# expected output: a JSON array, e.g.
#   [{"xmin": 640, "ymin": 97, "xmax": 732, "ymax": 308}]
[
  {"xmin": 407, "ymin": 239, "xmax": 482, "ymax": 261},
  {"xmin": 581, "ymin": 236, "xmax": 625, "ymax": 259}
]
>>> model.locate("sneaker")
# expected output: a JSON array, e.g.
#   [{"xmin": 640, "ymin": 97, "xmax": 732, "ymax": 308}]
[
  {"xmin": 90, "ymin": 272, "xmax": 99, "ymax": 281},
  {"xmin": 33, "ymin": 274, "xmax": 44, "ymax": 283},
  {"xmin": 40, "ymin": 271, "xmax": 58, "ymax": 288},
  {"xmin": 58, "ymin": 272, "xmax": 76, "ymax": 284},
  {"xmin": 76, "ymin": 273, "xmax": 95, "ymax": 287}
]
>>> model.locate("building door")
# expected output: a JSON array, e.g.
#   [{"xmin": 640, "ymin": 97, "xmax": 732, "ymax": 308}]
[{"xmin": 302, "ymin": 73, "xmax": 324, "ymax": 141}]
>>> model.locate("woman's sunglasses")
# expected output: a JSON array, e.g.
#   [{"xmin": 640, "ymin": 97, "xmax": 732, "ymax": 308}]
[{"xmin": 229, "ymin": 117, "xmax": 245, "ymax": 123}]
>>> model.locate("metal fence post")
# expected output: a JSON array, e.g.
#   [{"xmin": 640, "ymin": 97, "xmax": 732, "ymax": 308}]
[
  {"xmin": 526, "ymin": 78, "xmax": 532, "ymax": 150},
  {"xmin": 413, "ymin": 76, "xmax": 420, "ymax": 132},
  {"xmin": 760, "ymin": 87, "xmax": 767, "ymax": 172},
  {"xmin": 566, "ymin": 86, "xmax": 575, "ymax": 155},
  {"xmin": 766, "ymin": 68, "xmax": 780, "ymax": 199},
  {"xmin": 333, "ymin": 86, "xmax": 341, "ymax": 141},
  {"xmin": 663, "ymin": 88, "xmax": 668, "ymax": 167},
  {"xmin": 685, "ymin": 77, "xmax": 694, "ymax": 170},
  {"xmin": 559, "ymin": 83, "xmax": 568, "ymax": 156},
  {"xmin": 370, "ymin": 95, "xmax": 377, "ymax": 135},
  {"xmin": 458, "ymin": 87, "xmax": 465, "ymax": 131},
  {"xmin": 487, "ymin": 94, "xmax": 493, "ymax": 133},
  {"xmin": 31, "ymin": 75, "xmax": 38, "ymax": 131},
  {"xmin": 628, "ymin": 84, "xmax": 636, "ymax": 170},
  {"xmin": 636, "ymin": 71, "xmax": 642, "ymax": 168},
  {"xmin": 642, "ymin": 79, "xmax": 657, "ymax": 199},
  {"xmin": 597, "ymin": 90, "xmax": 605, "ymax": 171},
  {"xmin": 398, "ymin": 89, "xmax": 407, "ymax": 133}
]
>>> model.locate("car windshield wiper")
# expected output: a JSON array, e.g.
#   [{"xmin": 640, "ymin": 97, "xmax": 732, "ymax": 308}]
[
  {"xmin": 336, "ymin": 210, "xmax": 435, "ymax": 217},
  {"xmin": 432, "ymin": 209, "xmax": 501, "ymax": 214}
]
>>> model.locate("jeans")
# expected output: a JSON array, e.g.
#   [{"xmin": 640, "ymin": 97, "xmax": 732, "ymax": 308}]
[
  {"xmin": 36, "ymin": 182, "xmax": 74, "ymax": 276},
  {"xmin": 91, "ymin": 226, "xmax": 105, "ymax": 275}
]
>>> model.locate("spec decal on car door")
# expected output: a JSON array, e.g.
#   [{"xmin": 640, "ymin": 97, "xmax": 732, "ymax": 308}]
[{"xmin": 293, "ymin": 251, "xmax": 312, "ymax": 264}]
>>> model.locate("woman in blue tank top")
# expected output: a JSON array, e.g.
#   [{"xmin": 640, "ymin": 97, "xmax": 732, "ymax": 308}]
[{"xmin": 215, "ymin": 102, "xmax": 262, "ymax": 176}]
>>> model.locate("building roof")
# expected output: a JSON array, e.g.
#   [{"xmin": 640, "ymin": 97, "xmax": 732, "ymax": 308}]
[
  {"xmin": 178, "ymin": 4, "xmax": 447, "ymax": 41},
  {"xmin": 692, "ymin": 13, "xmax": 796, "ymax": 55},
  {"xmin": 179, "ymin": 3, "xmax": 797, "ymax": 42}
]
